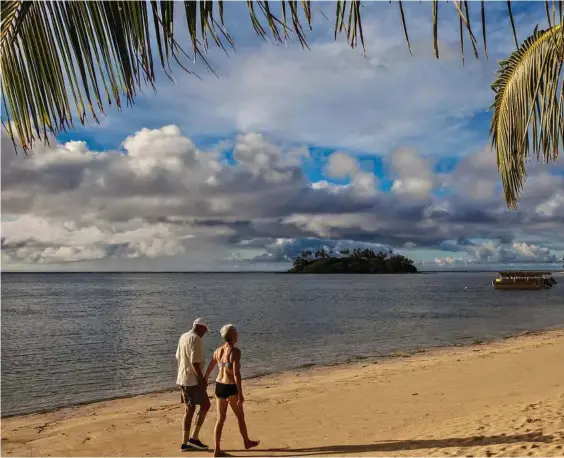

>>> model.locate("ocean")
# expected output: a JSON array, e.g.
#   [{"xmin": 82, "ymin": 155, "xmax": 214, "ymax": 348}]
[{"xmin": 2, "ymin": 272, "xmax": 563, "ymax": 417}]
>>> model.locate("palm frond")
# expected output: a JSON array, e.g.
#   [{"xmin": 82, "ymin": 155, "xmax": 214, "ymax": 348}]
[
  {"xmin": 1, "ymin": 0, "xmax": 563, "ymax": 210},
  {"xmin": 0, "ymin": 0, "xmax": 31, "ymax": 43},
  {"xmin": 506, "ymin": 0, "xmax": 519, "ymax": 49},
  {"xmin": 0, "ymin": 0, "xmax": 374, "ymax": 151},
  {"xmin": 490, "ymin": 24, "xmax": 563, "ymax": 209},
  {"xmin": 480, "ymin": 0, "xmax": 488, "ymax": 60},
  {"xmin": 0, "ymin": 0, "xmax": 547, "ymax": 152},
  {"xmin": 397, "ymin": 0, "xmax": 411, "ymax": 55}
]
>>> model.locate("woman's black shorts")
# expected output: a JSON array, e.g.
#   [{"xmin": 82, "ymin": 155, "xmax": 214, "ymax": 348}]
[{"xmin": 215, "ymin": 382, "xmax": 238, "ymax": 399}]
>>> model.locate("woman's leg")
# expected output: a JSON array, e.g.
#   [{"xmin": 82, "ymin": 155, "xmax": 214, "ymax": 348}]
[
  {"xmin": 227, "ymin": 396, "xmax": 260, "ymax": 450},
  {"xmin": 214, "ymin": 397, "xmax": 229, "ymax": 457}
]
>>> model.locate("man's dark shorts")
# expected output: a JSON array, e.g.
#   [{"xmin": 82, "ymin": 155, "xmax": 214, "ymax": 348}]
[{"xmin": 179, "ymin": 384, "xmax": 208, "ymax": 406}]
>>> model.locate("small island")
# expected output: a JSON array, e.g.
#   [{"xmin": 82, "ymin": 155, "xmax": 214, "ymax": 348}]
[{"xmin": 289, "ymin": 248, "xmax": 418, "ymax": 274}]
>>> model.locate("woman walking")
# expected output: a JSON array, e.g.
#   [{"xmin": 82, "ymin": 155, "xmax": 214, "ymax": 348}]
[{"xmin": 205, "ymin": 324, "xmax": 260, "ymax": 457}]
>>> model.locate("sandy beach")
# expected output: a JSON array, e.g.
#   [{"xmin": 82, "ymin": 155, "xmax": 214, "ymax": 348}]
[{"xmin": 2, "ymin": 329, "xmax": 563, "ymax": 457}]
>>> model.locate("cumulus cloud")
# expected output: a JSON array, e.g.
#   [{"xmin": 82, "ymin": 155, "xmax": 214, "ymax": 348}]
[
  {"xmin": 466, "ymin": 240, "xmax": 559, "ymax": 264},
  {"xmin": 1, "ymin": 123, "xmax": 563, "ymax": 270},
  {"xmin": 84, "ymin": 1, "xmax": 548, "ymax": 158},
  {"xmin": 246, "ymin": 237, "xmax": 392, "ymax": 264},
  {"xmin": 1, "ymin": 127, "xmax": 380, "ymax": 266},
  {"xmin": 0, "ymin": 214, "xmax": 188, "ymax": 264},
  {"xmin": 430, "ymin": 256, "xmax": 471, "ymax": 267},
  {"xmin": 389, "ymin": 147, "xmax": 435, "ymax": 200},
  {"xmin": 324, "ymin": 152, "xmax": 361, "ymax": 179},
  {"xmin": 4, "ymin": 3, "xmax": 563, "ymax": 271},
  {"xmin": 428, "ymin": 241, "xmax": 561, "ymax": 268}
]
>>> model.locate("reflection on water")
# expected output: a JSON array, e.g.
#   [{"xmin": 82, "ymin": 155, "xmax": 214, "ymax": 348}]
[{"xmin": 2, "ymin": 272, "xmax": 563, "ymax": 416}]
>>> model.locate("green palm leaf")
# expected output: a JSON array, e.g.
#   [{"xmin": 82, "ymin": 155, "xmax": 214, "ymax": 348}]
[
  {"xmin": 0, "ymin": 0, "xmax": 489, "ymax": 153},
  {"xmin": 1, "ymin": 0, "xmax": 31, "ymax": 43},
  {"xmin": 490, "ymin": 24, "xmax": 563, "ymax": 208},
  {"xmin": 1, "ymin": 0, "xmax": 563, "ymax": 208},
  {"xmin": 1, "ymin": 0, "xmax": 356, "ymax": 152}
]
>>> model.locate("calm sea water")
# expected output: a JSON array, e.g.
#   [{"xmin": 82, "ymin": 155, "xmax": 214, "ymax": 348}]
[{"xmin": 2, "ymin": 272, "xmax": 563, "ymax": 417}]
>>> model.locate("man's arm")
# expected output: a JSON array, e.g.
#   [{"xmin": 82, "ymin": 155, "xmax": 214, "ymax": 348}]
[
  {"xmin": 190, "ymin": 337, "xmax": 207, "ymax": 385},
  {"xmin": 191, "ymin": 362, "xmax": 206, "ymax": 385}
]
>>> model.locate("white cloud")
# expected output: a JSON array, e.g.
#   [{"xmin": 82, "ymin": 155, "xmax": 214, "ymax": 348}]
[
  {"xmin": 0, "ymin": 214, "xmax": 189, "ymax": 264},
  {"xmin": 465, "ymin": 240, "xmax": 558, "ymax": 264},
  {"xmin": 510, "ymin": 242, "xmax": 558, "ymax": 263},
  {"xmin": 535, "ymin": 190, "xmax": 564, "ymax": 218},
  {"xmin": 324, "ymin": 151, "xmax": 360, "ymax": 179},
  {"xmin": 2, "ymin": 123, "xmax": 562, "ymax": 270},
  {"xmin": 389, "ymin": 147, "xmax": 435, "ymax": 199},
  {"xmin": 432, "ymin": 256, "xmax": 471, "ymax": 267},
  {"xmin": 2, "ymin": 0, "xmax": 563, "ymax": 271},
  {"xmin": 87, "ymin": 1, "xmax": 545, "ymax": 158}
]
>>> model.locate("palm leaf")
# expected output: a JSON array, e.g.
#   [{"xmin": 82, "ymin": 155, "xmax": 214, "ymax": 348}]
[
  {"xmin": 0, "ymin": 0, "xmax": 31, "ymax": 43},
  {"xmin": 1, "ymin": 0, "xmax": 564, "ymax": 210},
  {"xmin": 0, "ymin": 0, "xmax": 498, "ymax": 153},
  {"xmin": 0, "ymin": 0, "xmax": 325, "ymax": 152},
  {"xmin": 490, "ymin": 24, "xmax": 563, "ymax": 208},
  {"xmin": 0, "ymin": 0, "xmax": 527, "ymax": 152}
]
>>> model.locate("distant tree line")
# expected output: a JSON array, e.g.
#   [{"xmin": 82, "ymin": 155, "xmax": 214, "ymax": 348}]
[{"xmin": 289, "ymin": 248, "xmax": 418, "ymax": 274}]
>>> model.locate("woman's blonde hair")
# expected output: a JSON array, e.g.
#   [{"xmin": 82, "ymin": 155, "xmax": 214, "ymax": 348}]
[{"xmin": 220, "ymin": 324, "xmax": 237, "ymax": 342}]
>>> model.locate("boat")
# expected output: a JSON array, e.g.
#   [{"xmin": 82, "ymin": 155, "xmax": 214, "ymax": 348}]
[{"xmin": 492, "ymin": 271, "xmax": 557, "ymax": 290}]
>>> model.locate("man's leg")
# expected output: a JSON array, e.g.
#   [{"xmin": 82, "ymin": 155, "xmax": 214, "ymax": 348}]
[
  {"xmin": 183, "ymin": 404, "xmax": 196, "ymax": 444},
  {"xmin": 191, "ymin": 395, "xmax": 211, "ymax": 440}
]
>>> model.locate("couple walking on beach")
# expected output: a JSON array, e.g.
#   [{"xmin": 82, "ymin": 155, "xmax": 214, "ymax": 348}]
[{"xmin": 176, "ymin": 318, "xmax": 260, "ymax": 456}]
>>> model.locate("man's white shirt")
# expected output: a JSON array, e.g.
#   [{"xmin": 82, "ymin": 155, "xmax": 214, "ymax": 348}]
[{"xmin": 176, "ymin": 330, "xmax": 205, "ymax": 386}]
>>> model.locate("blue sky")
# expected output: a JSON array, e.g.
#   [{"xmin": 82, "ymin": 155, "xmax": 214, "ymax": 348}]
[{"xmin": 2, "ymin": 1, "xmax": 563, "ymax": 271}]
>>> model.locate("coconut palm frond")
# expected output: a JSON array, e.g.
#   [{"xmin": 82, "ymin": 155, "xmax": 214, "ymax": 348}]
[
  {"xmin": 0, "ymin": 0, "xmax": 524, "ymax": 151},
  {"xmin": 1, "ymin": 0, "xmax": 563, "ymax": 168},
  {"xmin": 506, "ymin": 0, "xmax": 519, "ymax": 49},
  {"xmin": 432, "ymin": 0, "xmax": 439, "ymax": 58},
  {"xmin": 0, "ymin": 0, "xmax": 31, "ymax": 43},
  {"xmin": 1, "ymin": 0, "xmax": 373, "ymax": 151},
  {"xmin": 397, "ymin": 0, "xmax": 411, "ymax": 55},
  {"xmin": 490, "ymin": 24, "xmax": 564, "ymax": 209}
]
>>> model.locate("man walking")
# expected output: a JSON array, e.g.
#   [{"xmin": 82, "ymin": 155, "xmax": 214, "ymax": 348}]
[{"xmin": 176, "ymin": 318, "xmax": 211, "ymax": 451}]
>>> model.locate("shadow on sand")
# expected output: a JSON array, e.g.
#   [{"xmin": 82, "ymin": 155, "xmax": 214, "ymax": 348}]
[{"xmin": 236, "ymin": 432, "xmax": 553, "ymax": 456}]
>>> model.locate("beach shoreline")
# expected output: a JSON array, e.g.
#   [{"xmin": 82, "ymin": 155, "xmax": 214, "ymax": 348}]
[
  {"xmin": 3, "ymin": 325, "xmax": 563, "ymax": 420},
  {"xmin": 2, "ymin": 327, "xmax": 564, "ymax": 456}
]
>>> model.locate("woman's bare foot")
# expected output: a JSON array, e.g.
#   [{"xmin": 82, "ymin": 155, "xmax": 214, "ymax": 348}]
[
  {"xmin": 244, "ymin": 440, "xmax": 260, "ymax": 450},
  {"xmin": 213, "ymin": 451, "xmax": 231, "ymax": 457}
]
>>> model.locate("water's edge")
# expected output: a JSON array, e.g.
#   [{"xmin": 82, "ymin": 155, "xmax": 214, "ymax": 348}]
[{"xmin": 3, "ymin": 325, "xmax": 561, "ymax": 420}]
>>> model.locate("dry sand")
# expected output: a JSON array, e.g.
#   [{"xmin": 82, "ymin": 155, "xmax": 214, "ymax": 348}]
[{"xmin": 2, "ymin": 329, "xmax": 564, "ymax": 457}]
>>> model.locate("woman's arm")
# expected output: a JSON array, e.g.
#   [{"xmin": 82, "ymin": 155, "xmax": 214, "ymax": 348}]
[
  {"xmin": 204, "ymin": 351, "xmax": 217, "ymax": 382},
  {"xmin": 232, "ymin": 348, "xmax": 244, "ymax": 404}
]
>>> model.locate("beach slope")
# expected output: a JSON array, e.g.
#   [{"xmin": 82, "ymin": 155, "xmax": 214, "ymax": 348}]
[{"xmin": 2, "ymin": 330, "xmax": 563, "ymax": 457}]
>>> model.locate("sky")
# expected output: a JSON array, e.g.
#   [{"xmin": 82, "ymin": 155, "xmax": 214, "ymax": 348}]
[{"xmin": 1, "ymin": 0, "xmax": 563, "ymax": 272}]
